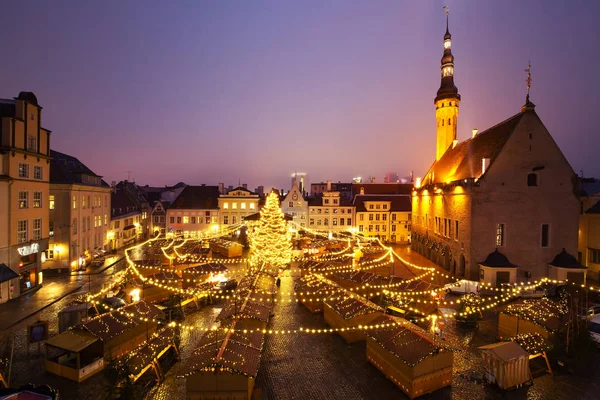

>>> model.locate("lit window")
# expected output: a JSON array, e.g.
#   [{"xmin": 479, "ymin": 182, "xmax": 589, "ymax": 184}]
[
  {"xmin": 232, "ymin": 203, "xmax": 237, "ymax": 209},
  {"xmin": 19, "ymin": 191, "xmax": 28, "ymax": 208},
  {"xmin": 223, "ymin": 203, "xmax": 229, "ymax": 209},
  {"xmin": 250, "ymin": 203, "xmax": 255, "ymax": 210},
  {"xmin": 33, "ymin": 192, "xmax": 42, "ymax": 208},
  {"xmin": 241, "ymin": 203, "xmax": 246, "ymax": 209},
  {"xmin": 183, "ymin": 216, "xmax": 190, "ymax": 224},
  {"xmin": 72, "ymin": 195, "xmax": 77, "ymax": 209}
]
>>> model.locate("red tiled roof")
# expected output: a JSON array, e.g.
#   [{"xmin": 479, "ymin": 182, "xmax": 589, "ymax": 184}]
[{"xmin": 424, "ymin": 111, "xmax": 525, "ymax": 184}]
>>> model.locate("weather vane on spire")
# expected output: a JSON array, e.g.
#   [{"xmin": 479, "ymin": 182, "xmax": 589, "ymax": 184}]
[{"xmin": 525, "ymin": 61, "xmax": 532, "ymax": 102}]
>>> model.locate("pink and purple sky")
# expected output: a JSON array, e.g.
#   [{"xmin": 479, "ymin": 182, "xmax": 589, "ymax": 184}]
[{"xmin": 1, "ymin": 0, "xmax": 598, "ymax": 190}]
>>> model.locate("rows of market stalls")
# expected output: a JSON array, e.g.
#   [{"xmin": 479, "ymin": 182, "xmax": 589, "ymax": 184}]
[
  {"xmin": 293, "ymin": 247, "xmax": 581, "ymax": 398},
  {"xmin": 176, "ymin": 264, "xmax": 279, "ymax": 399},
  {"xmin": 43, "ymin": 237, "xmax": 244, "ymax": 388}
]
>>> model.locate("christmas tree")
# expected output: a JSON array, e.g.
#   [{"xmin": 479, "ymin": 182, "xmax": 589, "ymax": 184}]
[{"xmin": 248, "ymin": 190, "xmax": 292, "ymax": 270}]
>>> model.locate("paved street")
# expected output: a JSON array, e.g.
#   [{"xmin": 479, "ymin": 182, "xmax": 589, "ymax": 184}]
[{"xmin": 1, "ymin": 249, "xmax": 600, "ymax": 400}]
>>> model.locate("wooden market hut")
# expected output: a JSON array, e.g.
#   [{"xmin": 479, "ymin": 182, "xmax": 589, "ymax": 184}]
[
  {"xmin": 125, "ymin": 271, "xmax": 184, "ymax": 304},
  {"xmin": 209, "ymin": 239, "xmax": 243, "ymax": 258},
  {"xmin": 479, "ymin": 341, "xmax": 532, "ymax": 390},
  {"xmin": 296, "ymin": 276, "xmax": 341, "ymax": 313},
  {"xmin": 45, "ymin": 301, "xmax": 163, "ymax": 383},
  {"xmin": 215, "ymin": 290, "xmax": 273, "ymax": 331},
  {"xmin": 332, "ymin": 270, "xmax": 378, "ymax": 291},
  {"xmin": 498, "ymin": 298, "xmax": 567, "ymax": 340},
  {"xmin": 179, "ymin": 323, "xmax": 265, "ymax": 400},
  {"xmin": 124, "ymin": 327, "xmax": 179, "ymax": 383},
  {"xmin": 366, "ymin": 315, "xmax": 453, "ymax": 399},
  {"xmin": 324, "ymin": 295, "xmax": 384, "ymax": 342},
  {"xmin": 180, "ymin": 262, "xmax": 228, "ymax": 289}
]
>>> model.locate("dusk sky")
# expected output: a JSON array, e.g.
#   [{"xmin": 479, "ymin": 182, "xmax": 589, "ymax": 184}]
[{"xmin": 1, "ymin": 1, "xmax": 598, "ymax": 190}]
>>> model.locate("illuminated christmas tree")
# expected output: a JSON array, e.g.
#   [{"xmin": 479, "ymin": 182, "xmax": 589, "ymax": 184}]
[{"xmin": 248, "ymin": 190, "xmax": 292, "ymax": 270}]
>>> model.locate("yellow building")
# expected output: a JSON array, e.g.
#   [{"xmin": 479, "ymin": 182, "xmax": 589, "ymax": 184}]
[
  {"xmin": 0, "ymin": 92, "xmax": 51, "ymax": 302},
  {"xmin": 578, "ymin": 179, "xmax": 600, "ymax": 280},
  {"xmin": 411, "ymin": 15, "xmax": 579, "ymax": 281},
  {"xmin": 218, "ymin": 186, "xmax": 259, "ymax": 226},
  {"xmin": 354, "ymin": 195, "xmax": 411, "ymax": 243},
  {"xmin": 307, "ymin": 183, "xmax": 355, "ymax": 233},
  {"xmin": 47, "ymin": 150, "xmax": 112, "ymax": 271}
]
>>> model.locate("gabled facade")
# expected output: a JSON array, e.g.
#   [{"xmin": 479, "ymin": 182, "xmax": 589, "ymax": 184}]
[
  {"xmin": 578, "ymin": 178, "xmax": 600, "ymax": 279},
  {"xmin": 110, "ymin": 189, "xmax": 141, "ymax": 250},
  {"xmin": 307, "ymin": 191, "xmax": 355, "ymax": 232},
  {"xmin": 411, "ymin": 16, "xmax": 579, "ymax": 280},
  {"xmin": 218, "ymin": 186, "xmax": 259, "ymax": 226},
  {"xmin": 47, "ymin": 150, "xmax": 112, "ymax": 271},
  {"xmin": 166, "ymin": 185, "xmax": 220, "ymax": 237},
  {"xmin": 354, "ymin": 195, "xmax": 411, "ymax": 243},
  {"xmin": 0, "ymin": 92, "xmax": 51, "ymax": 301},
  {"xmin": 280, "ymin": 181, "xmax": 308, "ymax": 228}
]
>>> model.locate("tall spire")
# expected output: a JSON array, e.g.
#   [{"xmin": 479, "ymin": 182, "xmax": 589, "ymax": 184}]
[
  {"xmin": 434, "ymin": 7, "xmax": 461, "ymax": 161},
  {"xmin": 435, "ymin": 6, "xmax": 460, "ymax": 103}
]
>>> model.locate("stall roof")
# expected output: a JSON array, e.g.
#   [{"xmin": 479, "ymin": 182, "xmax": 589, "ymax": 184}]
[
  {"xmin": 325, "ymin": 296, "xmax": 382, "ymax": 320},
  {"xmin": 179, "ymin": 323, "xmax": 265, "ymax": 378},
  {"xmin": 45, "ymin": 329, "xmax": 99, "ymax": 353},
  {"xmin": 479, "ymin": 342, "xmax": 528, "ymax": 363},
  {"xmin": 366, "ymin": 315, "xmax": 440, "ymax": 367},
  {"xmin": 81, "ymin": 300, "xmax": 163, "ymax": 341}
]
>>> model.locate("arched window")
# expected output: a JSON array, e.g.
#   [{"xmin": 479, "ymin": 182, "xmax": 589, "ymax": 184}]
[
  {"xmin": 448, "ymin": 118, "xmax": 451, "ymax": 125},
  {"xmin": 441, "ymin": 119, "xmax": 444, "ymax": 126},
  {"xmin": 527, "ymin": 173, "xmax": 538, "ymax": 187}
]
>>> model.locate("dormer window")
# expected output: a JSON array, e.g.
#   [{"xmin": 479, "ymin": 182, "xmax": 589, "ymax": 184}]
[{"xmin": 527, "ymin": 173, "xmax": 538, "ymax": 187}]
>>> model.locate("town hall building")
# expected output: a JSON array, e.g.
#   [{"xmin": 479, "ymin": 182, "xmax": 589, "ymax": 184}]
[{"xmin": 411, "ymin": 14, "xmax": 580, "ymax": 283}]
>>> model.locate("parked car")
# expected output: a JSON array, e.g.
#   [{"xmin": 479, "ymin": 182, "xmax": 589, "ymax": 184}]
[
  {"xmin": 444, "ymin": 280, "xmax": 480, "ymax": 294},
  {"xmin": 212, "ymin": 279, "xmax": 238, "ymax": 292},
  {"xmin": 583, "ymin": 304, "xmax": 600, "ymax": 319},
  {"xmin": 589, "ymin": 314, "xmax": 600, "ymax": 344}
]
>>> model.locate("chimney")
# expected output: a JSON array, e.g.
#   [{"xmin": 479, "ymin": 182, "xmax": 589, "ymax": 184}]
[
  {"xmin": 472, "ymin": 129, "xmax": 478, "ymax": 138},
  {"xmin": 218, "ymin": 183, "xmax": 224, "ymax": 194},
  {"xmin": 327, "ymin": 180, "xmax": 331, "ymax": 192},
  {"xmin": 242, "ymin": 183, "xmax": 247, "ymax": 189},
  {"xmin": 452, "ymin": 139, "xmax": 458, "ymax": 148},
  {"xmin": 482, "ymin": 158, "xmax": 490, "ymax": 175},
  {"xmin": 360, "ymin": 187, "xmax": 365, "ymax": 195}
]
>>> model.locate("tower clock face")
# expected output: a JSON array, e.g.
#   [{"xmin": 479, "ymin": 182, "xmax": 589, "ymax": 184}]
[{"xmin": 292, "ymin": 193, "xmax": 298, "ymax": 201}]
